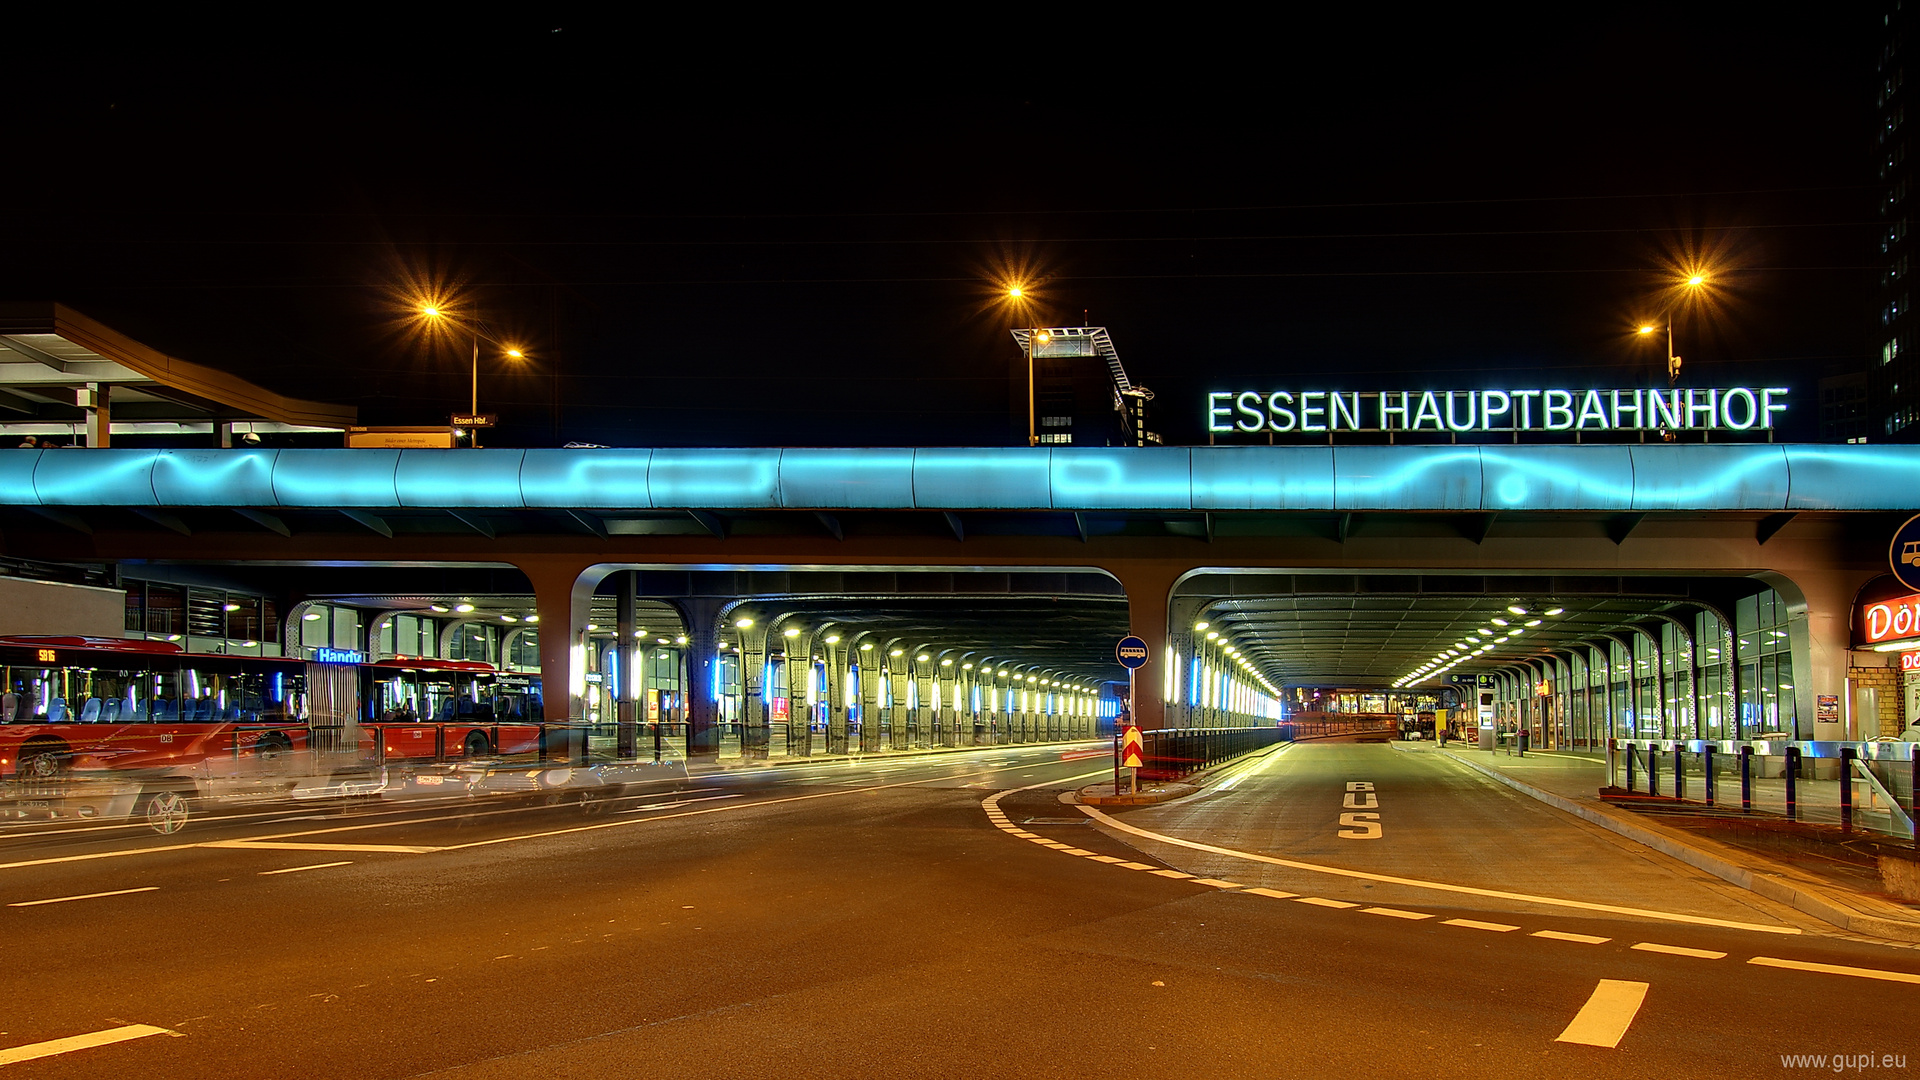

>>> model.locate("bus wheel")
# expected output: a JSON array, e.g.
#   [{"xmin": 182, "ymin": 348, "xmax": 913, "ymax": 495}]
[
  {"xmin": 18, "ymin": 740, "xmax": 67, "ymax": 781},
  {"xmin": 136, "ymin": 790, "xmax": 191, "ymax": 834},
  {"xmin": 463, "ymin": 731, "xmax": 493, "ymax": 758},
  {"xmin": 254, "ymin": 732, "xmax": 293, "ymax": 760}
]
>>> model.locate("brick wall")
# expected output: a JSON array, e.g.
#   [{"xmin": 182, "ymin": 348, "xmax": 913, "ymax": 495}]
[{"xmin": 1848, "ymin": 662, "xmax": 1906, "ymax": 737}]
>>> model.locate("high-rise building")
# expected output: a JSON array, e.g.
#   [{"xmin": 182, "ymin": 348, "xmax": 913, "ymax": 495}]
[{"xmin": 1875, "ymin": 2, "xmax": 1913, "ymax": 440}]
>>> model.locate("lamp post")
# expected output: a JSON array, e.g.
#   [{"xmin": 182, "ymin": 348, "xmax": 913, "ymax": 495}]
[
  {"xmin": 1638, "ymin": 273, "xmax": 1708, "ymax": 442},
  {"xmin": 420, "ymin": 305, "xmax": 525, "ymax": 449},
  {"xmin": 1004, "ymin": 285, "xmax": 1050, "ymax": 447}
]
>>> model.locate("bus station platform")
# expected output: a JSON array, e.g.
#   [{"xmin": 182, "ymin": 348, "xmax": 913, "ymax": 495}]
[{"xmin": 1397, "ymin": 740, "xmax": 1920, "ymax": 943}]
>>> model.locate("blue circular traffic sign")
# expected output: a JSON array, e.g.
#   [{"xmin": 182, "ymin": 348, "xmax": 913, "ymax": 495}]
[
  {"xmin": 1893, "ymin": 514, "xmax": 1920, "ymax": 592},
  {"xmin": 1116, "ymin": 636, "xmax": 1150, "ymax": 669}
]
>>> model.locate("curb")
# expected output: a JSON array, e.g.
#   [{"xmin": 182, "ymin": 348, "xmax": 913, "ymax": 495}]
[
  {"xmin": 1412, "ymin": 743, "xmax": 1920, "ymax": 943},
  {"xmin": 686, "ymin": 739, "xmax": 1105, "ymax": 776}
]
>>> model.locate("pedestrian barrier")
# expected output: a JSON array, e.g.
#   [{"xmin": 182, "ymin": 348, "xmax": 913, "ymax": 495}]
[{"xmin": 1611, "ymin": 738, "xmax": 1918, "ymax": 841}]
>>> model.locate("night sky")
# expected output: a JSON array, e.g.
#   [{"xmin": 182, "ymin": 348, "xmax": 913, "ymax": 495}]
[{"xmin": 2, "ymin": 12, "xmax": 1880, "ymax": 447}]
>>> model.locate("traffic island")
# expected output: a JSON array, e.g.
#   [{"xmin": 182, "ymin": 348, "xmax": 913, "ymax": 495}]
[{"xmin": 1074, "ymin": 781, "xmax": 1198, "ymax": 806}]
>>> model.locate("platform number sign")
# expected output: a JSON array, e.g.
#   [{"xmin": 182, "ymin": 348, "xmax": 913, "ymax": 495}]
[
  {"xmin": 1894, "ymin": 514, "xmax": 1920, "ymax": 593},
  {"xmin": 1116, "ymin": 636, "xmax": 1149, "ymax": 669}
]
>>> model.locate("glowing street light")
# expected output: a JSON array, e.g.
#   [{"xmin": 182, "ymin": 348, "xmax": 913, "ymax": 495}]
[{"xmin": 416, "ymin": 303, "xmax": 527, "ymax": 448}]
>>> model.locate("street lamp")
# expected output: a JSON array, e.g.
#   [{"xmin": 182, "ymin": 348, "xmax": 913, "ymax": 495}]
[
  {"xmin": 1002, "ymin": 283, "xmax": 1050, "ymax": 447},
  {"xmin": 418, "ymin": 305, "xmax": 526, "ymax": 448},
  {"xmin": 1637, "ymin": 272, "xmax": 1710, "ymax": 441}
]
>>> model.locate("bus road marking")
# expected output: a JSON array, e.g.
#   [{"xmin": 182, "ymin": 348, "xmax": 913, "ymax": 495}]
[
  {"xmin": 0, "ymin": 1023, "xmax": 181, "ymax": 1065},
  {"xmin": 1555, "ymin": 980, "xmax": 1649, "ymax": 1048},
  {"xmin": 8, "ymin": 886, "xmax": 159, "ymax": 907},
  {"xmin": 258, "ymin": 861, "xmax": 353, "ymax": 875}
]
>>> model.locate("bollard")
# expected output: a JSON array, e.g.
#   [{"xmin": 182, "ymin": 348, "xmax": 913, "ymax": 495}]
[
  {"xmin": 1647, "ymin": 743, "xmax": 1659, "ymax": 798},
  {"xmin": 1839, "ymin": 746, "xmax": 1855, "ymax": 832},
  {"xmin": 1785, "ymin": 746, "xmax": 1799, "ymax": 821},
  {"xmin": 1673, "ymin": 742, "xmax": 1685, "ymax": 801},
  {"xmin": 1703, "ymin": 743, "xmax": 1715, "ymax": 807},
  {"xmin": 1740, "ymin": 744, "xmax": 1753, "ymax": 813},
  {"xmin": 1625, "ymin": 742, "xmax": 1636, "ymax": 792}
]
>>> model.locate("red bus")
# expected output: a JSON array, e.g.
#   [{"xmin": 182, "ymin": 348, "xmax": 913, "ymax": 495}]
[
  {"xmin": 356, "ymin": 656, "xmax": 546, "ymax": 761},
  {"xmin": 0, "ymin": 636, "xmax": 311, "ymax": 831}
]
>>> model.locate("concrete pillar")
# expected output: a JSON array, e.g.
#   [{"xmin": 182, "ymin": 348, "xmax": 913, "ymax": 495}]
[
  {"xmin": 1100, "ymin": 561, "xmax": 1183, "ymax": 732},
  {"xmin": 616, "ymin": 573, "xmax": 638, "ymax": 759},
  {"xmin": 85, "ymin": 384, "xmax": 109, "ymax": 448},
  {"xmin": 1765, "ymin": 567, "xmax": 1879, "ymax": 742},
  {"xmin": 512, "ymin": 557, "xmax": 604, "ymax": 766},
  {"xmin": 739, "ymin": 620, "xmax": 768, "ymax": 760},
  {"xmin": 822, "ymin": 632, "xmax": 847, "ymax": 755},
  {"xmin": 673, "ymin": 596, "xmax": 727, "ymax": 763}
]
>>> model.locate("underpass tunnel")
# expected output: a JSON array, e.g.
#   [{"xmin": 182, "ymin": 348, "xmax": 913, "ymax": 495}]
[{"xmin": 1169, "ymin": 569, "xmax": 1881, "ymax": 750}]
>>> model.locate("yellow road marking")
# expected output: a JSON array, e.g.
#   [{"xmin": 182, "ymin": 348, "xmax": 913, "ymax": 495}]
[
  {"xmin": 0, "ymin": 1023, "xmax": 180, "ymax": 1065},
  {"xmin": 8, "ymin": 886, "xmax": 158, "ymax": 907},
  {"xmin": 1361, "ymin": 906, "xmax": 1433, "ymax": 920},
  {"xmin": 1443, "ymin": 918, "xmax": 1519, "ymax": 932},
  {"xmin": 1555, "ymin": 980, "xmax": 1649, "ymax": 1048},
  {"xmin": 1748, "ymin": 956, "xmax": 1920, "ymax": 984},
  {"xmin": 1533, "ymin": 930, "xmax": 1610, "ymax": 944},
  {"xmin": 1632, "ymin": 942, "xmax": 1726, "ymax": 959}
]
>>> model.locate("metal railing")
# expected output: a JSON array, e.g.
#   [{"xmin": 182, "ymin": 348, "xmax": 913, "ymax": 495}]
[
  {"xmin": 1279, "ymin": 716, "xmax": 1399, "ymax": 741},
  {"xmin": 1612, "ymin": 738, "xmax": 1918, "ymax": 841},
  {"xmin": 1139, "ymin": 726, "xmax": 1283, "ymax": 781}
]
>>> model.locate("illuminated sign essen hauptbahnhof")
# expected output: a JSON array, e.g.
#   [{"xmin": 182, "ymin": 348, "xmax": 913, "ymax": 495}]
[{"xmin": 1207, "ymin": 387, "xmax": 1789, "ymax": 435}]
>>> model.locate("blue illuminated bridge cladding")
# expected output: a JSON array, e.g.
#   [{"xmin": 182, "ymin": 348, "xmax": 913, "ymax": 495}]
[{"xmin": 1, "ymin": 445, "xmax": 1915, "ymax": 513}]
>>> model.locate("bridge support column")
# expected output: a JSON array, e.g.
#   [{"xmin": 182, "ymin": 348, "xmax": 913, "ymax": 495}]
[
  {"xmin": 674, "ymin": 597, "xmax": 727, "ymax": 764},
  {"xmin": 1766, "ymin": 567, "xmax": 1878, "ymax": 742},
  {"xmin": 1103, "ymin": 560, "xmax": 1186, "ymax": 732},
  {"xmin": 515, "ymin": 557, "xmax": 606, "ymax": 761}
]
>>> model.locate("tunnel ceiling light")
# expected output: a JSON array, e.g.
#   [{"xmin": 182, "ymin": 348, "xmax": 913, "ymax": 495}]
[
  {"xmin": 1477, "ymin": 628, "xmax": 1493, "ymax": 636},
  {"xmin": 526, "ymin": 615, "xmax": 540, "ymax": 624},
  {"xmin": 1508, "ymin": 605, "xmax": 1529, "ymax": 615},
  {"xmin": 430, "ymin": 604, "xmax": 450, "ymax": 613},
  {"xmin": 941, "ymin": 658, "xmax": 953, "ymax": 666},
  {"xmin": 735, "ymin": 618, "xmax": 754, "ymax": 628},
  {"xmin": 1194, "ymin": 621, "xmax": 1210, "ymax": 631},
  {"xmin": 784, "ymin": 628, "xmax": 801, "ymax": 637},
  {"xmin": 455, "ymin": 603, "xmax": 475, "ymax": 613},
  {"xmin": 675, "ymin": 635, "xmax": 688, "ymax": 644},
  {"xmin": 586, "ymin": 623, "xmax": 599, "ymax": 631},
  {"xmin": 824, "ymin": 634, "xmax": 841, "ymax": 644},
  {"xmin": 1206, "ymin": 631, "xmax": 1220, "ymax": 640},
  {"xmin": 500, "ymin": 614, "xmax": 518, "ymax": 622},
  {"xmin": 962, "ymin": 663, "xmax": 973, "ymax": 670},
  {"xmin": 302, "ymin": 612, "xmax": 322, "ymax": 621},
  {"xmin": 917, "ymin": 653, "xmax": 930, "ymax": 662},
  {"xmin": 1524, "ymin": 619, "xmax": 1542, "ymax": 627},
  {"xmin": 891, "ymin": 648, "xmax": 904, "ymax": 657},
  {"xmin": 223, "ymin": 602, "xmax": 240, "ymax": 612},
  {"xmin": 1490, "ymin": 618, "xmax": 1508, "ymax": 627},
  {"xmin": 657, "ymin": 637, "xmax": 670, "ymax": 645},
  {"xmin": 1545, "ymin": 608, "xmax": 1565, "ymax": 616},
  {"xmin": 860, "ymin": 643, "xmax": 873, "ymax": 651}
]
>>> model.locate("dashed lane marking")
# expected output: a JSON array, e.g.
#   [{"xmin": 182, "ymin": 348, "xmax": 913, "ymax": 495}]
[
  {"xmin": 1748, "ymin": 956, "xmax": 1920, "ymax": 984},
  {"xmin": 1632, "ymin": 942, "xmax": 1727, "ymax": 959},
  {"xmin": 1191, "ymin": 878, "xmax": 1248, "ymax": 889},
  {"xmin": 1555, "ymin": 980, "xmax": 1649, "ymax": 1049},
  {"xmin": 1245, "ymin": 888, "xmax": 1298, "ymax": 899},
  {"xmin": 1116, "ymin": 861, "xmax": 1157, "ymax": 871},
  {"xmin": 258, "ymin": 861, "xmax": 353, "ymax": 875},
  {"xmin": 1533, "ymin": 930, "xmax": 1611, "ymax": 944},
  {"xmin": 1294, "ymin": 897, "xmax": 1359, "ymax": 909},
  {"xmin": 205, "ymin": 841, "xmax": 439, "ymax": 854},
  {"xmin": 1443, "ymin": 919, "xmax": 1520, "ymax": 932},
  {"xmin": 1149, "ymin": 869, "xmax": 1194, "ymax": 879},
  {"xmin": 0, "ymin": 1023, "xmax": 180, "ymax": 1065},
  {"xmin": 8, "ymin": 886, "xmax": 159, "ymax": 907},
  {"xmin": 1361, "ymin": 906, "xmax": 1433, "ymax": 920},
  {"xmin": 1072, "ymin": 801, "xmax": 1799, "ymax": 935}
]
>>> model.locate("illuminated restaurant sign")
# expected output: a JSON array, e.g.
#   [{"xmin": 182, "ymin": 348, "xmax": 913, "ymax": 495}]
[
  {"xmin": 1206, "ymin": 387, "xmax": 1789, "ymax": 435},
  {"xmin": 1860, "ymin": 591, "xmax": 1920, "ymax": 646}
]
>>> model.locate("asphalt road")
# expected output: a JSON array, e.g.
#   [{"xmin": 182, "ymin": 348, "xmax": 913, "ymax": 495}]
[{"xmin": 0, "ymin": 741, "xmax": 1914, "ymax": 1078}]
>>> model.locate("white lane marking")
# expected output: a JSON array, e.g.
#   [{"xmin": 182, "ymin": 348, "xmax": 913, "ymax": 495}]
[
  {"xmin": 1117, "ymin": 861, "xmax": 1157, "ymax": 871},
  {"xmin": 258, "ymin": 861, "xmax": 353, "ymax": 875},
  {"xmin": 1245, "ymin": 887, "xmax": 1299, "ymax": 899},
  {"xmin": 1749, "ymin": 956, "xmax": 1920, "ymax": 984},
  {"xmin": 1149, "ymin": 869, "xmax": 1194, "ymax": 879},
  {"xmin": 1443, "ymin": 910, "xmax": 1520, "ymax": 930},
  {"xmin": 1211, "ymin": 744, "xmax": 1293, "ymax": 791},
  {"xmin": 8, "ymin": 886, "xmax": 159, "ymax": 907},
  {"xmin": 1294, "ymin": 897, "xmax": 1359, "ymax": 909},
  {"xmin": 1361, "ymin": 906, "xmax": 1433, "ymax": 920},
  {"xmin": 203, "ymin": 841, "xmax": 439, "ymax": 854},
  {"xmin": 440, "ymin": 765, "xmax": 1111, "ymax": 853},
  {"xmin": 1191, "ymin": 878, "xmax": 1247, "ymax": 889},
  {"xmin": 1444, "ymin": 918, "xmax": 1519, "ymax": 932},
  {"xmin": 1076, "ymin": 803, "xmax": 1799, "ymax": 935},
  {"xmin": 1533, "ymin": 930, "xmax": 1610, "ymax": 944},
  {"xmin": 620, "ymin": 795, "xmax": 744, "ymax": 814},
  {"xmin": 1632, "ymin": 942, "xmax": 1727, "ymax": 959},
  {"xmin": 1555, "ymin": 980, "xmax": 1649, "ymax": 1048},
  {"xmin": 0, "ymin": 1023, "xmax": 181, "ymax": 1065}
]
